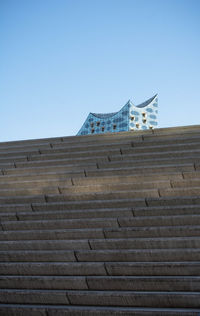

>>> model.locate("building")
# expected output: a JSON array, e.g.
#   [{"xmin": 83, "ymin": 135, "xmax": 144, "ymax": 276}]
[{"xmin": 77, "ymin": 94, "xmax": 158, "ymax": 135}]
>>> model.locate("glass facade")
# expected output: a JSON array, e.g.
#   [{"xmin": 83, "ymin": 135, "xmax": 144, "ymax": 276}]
[{"xmin": 77, "ymin": 95, "xmax": 158, "ymax": 135}]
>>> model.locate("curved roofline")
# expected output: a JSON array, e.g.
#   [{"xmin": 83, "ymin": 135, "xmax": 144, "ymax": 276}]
[
  {"xmin": 90, "ymin": 100, "xmax": 131, "ymax": 119},
  {"xmin": 89, "ymin": 95, "xmax": 157, "ymax": 119},
  {"xmin": 90, "ymin": 111, "xmax": 118, "ymax": 119},
  {"xmin": 136, "ymin": 94, "xmax": 157, "ymax": 108}
]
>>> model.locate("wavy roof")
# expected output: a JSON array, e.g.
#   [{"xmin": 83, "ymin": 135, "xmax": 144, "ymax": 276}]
[
  {"xmin": 90, "ymin": 94, "xmax": 157, "ymax": 119},
  {"xmin": 136, "ymin": 94, "xmax": 157, "ymax": 108},
  {"xmin": 91, "ymin": 112, "xmax": 117, "ymax": 119}
]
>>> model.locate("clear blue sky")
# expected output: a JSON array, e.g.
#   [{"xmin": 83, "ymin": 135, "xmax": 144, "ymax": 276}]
[{"xmin": 1, "ymin": 0, "xmax": 200, "ymax": 141}]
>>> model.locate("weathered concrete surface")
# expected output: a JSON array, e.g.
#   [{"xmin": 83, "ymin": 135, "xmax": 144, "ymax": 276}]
[{"xmin": 0, "ymin": 125, "xmax": 200, "ymax": 314}]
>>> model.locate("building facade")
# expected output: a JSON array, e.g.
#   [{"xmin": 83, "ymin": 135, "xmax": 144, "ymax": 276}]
[{"xmin": 77, "ymin": 94, "xmax": 158, "ymax": 135}]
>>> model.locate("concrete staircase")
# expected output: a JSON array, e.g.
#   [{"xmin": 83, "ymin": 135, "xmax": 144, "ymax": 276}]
[{"xmin": 0, "ymin": 125, "xmax": 200, "ymax": 315}]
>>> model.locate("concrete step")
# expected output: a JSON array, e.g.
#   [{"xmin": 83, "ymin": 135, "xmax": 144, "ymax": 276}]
[
  {"xmin": 86, "ymin": 276, "xmax": 200, "ymax": 291},
  {"xmin": 0, "ymin": 225, "xmax": 199, "ymax": 242},
  {"xmin": 60, "ymin": 178, "xmax": 200, "ymax": 195},
  {"xmin": 0, "ymin": 143, "xmax": 51, "ymax": 155},
  {"xmin": 0, "ymin": 250, "xmax": 77, "ymax": 262},
  {"xmin": 0, "ymin": 137, "xmax": 62, "ymax": 150},
  {"xmin": 148, "ymin": 125, "xmax": 200, "ymax": 136},
  {"xmin": 1, "ymin": 239, "xmax": 200, "ymax": 252},
  {"xmin": 72, "ymin": 172, "xmax": 184, "ymax": 186},
  {"xmin": 0, "ymin": 129, "xmax": 138, "ymax": 149},
  {"xmin": 86, "ymin": 163, "xmax": 194, "ymax": 177},
  {"xmin": 28, "ymin": 148, "xmax": 120, "ymax": 162},
  {"xmin": 60, "ymin": 189, "xmax": 158, "ymax": 202},
  {"xmin": 23, "ymin": 140, "xmax": 200, "ymax": 164},
  {"xmin": 0, "ymin": 276, "xmax": 88, "ymax": 290},
  {"xmin": 0, "ymin": 149, "xmax": 40, "ymax": 159},
  {"xmin": 159, "ymin": 187, "xmax": 200, "ymax": 197},
  {"xmin": 2, "ymin": 130, "xmax": 198, "ymax": 160},
  {"xmin": 1, "ymin": 261, "xmax": 199, "ymax": 276},
  {"xmin": 16, "ymin": 155, "xmax": 109, "ymax": 168},
  {"xmin": 0, "ymin": 204, "xmax": 32, "ymax": 214},
  {"xmin": 9, "ymin": 204, "xmax": 197, "ymax": 221},
  {"xmin": 3, "ymin": 163, "xmax": 97, "ymax": 176},
  {"xmin": 104, "ymin": 225, "xmax": 200, "ymax": 239},
  {"xmin": 183, "ymin": 170, "xmax": 200, "ymax": 179},
  {"xmin": 0, "ymin": 228, "xmax": 104, "ymax": 241},
  {"xmin": 33, "ymin": 197, "xmax": 200, "ymax": 213},
  {"xmin": 110, "ymin": 149, "xmax": 200, "ymax": 162},
  {"xmin": 1, "ymin": 128, "xmax": 197, "ymax": 158},
  {"xmin": 0, "ymin": 148, "xmax": 107, "ymax": 166},
  {"xmin": 0, "ymin": 275, "xmax": 199, "ymax": 292},
  {"xmin": 0, "ymin": 289, "xmax": 199, "ymax": 307},
  {"xmin": 0, "ymin": 195, "xmax": 45, "ymax": 205},
  {"xmin": 3, "ymin": 176, "xmax": 200, "ymax": 197},
  {"xmin": 61, "ymin": 133, "xmax": 142, "ymax": 145},
  {"xmin": 0, "ymin": 169, "xmax": 84, "ymax": 183},
  {"xmin": 67, "ymin": 287, "xmax": 200, "ymax": 308},
  {"xmin": 51, "ymin": 134, "xmax": 200, "ymax": 153},
  {"xmin": 0, "ymin": 262, "xmax": 107, "ymax": 275},
  {"xmin": 106, "ymin": 261, "xmax": 200, "ymax": 276},
  {"xmin": 122, "ymin": 141, "xmax": 200, "ymax": 154},
  {"xmin": 0, "ymin": 203, "xmax": 32, "ymax": 213},
  {"xmin": 89, "ymin": 237, "xmax": 200, "ymax": 250},
  {"xmin": 171, "ymin": 179, "xmax": 200, "ymax": 188},
  {"xmin": 146, "ymin": 196, "xmax": 200, "ymax": 207},
  {"xmin": 0, "ymin": 198, "xmax": 143, "ymax": 213},
  {"xmin": 60, "ymin": 180, "xmax": 171, "ymax": 195},
  {"xmin": 0, "ymin": 178, "xmax": 71, "ymax": 190},
  {"xmin": 0, "ymin": 188, "xmax": 159, "ymax": 199},
  {"xmin": 0, "ymin": 289, "xmax": 70, "ymax": 305},
  {"xmin": 0, "ymin": 187, "xmax": 59, "ymax": 196},
  {"xmin": 1, "ymin": 305, "xmax": 200, "ymax": 316},
  {"xmin": 46, "ymin": 140, "xmax": 132, "ymax": 153},
  {"xmin": 32, "ymin": 198, "xmax": 146, "ymax": 212},
  {"xmin": 0, "ymin": 135, "xmax": 88, "ymax": 149},
  {"xmin": 96, "ymin": 162, "xmax": 196, "ymax": 174},
  {"xmin": 118, "ymin": 214, "xmax": 200, "ymax": 227},
  {"xmin": 40, "ymin": 147, "xmax": 123, "ymax": 158},
  {"xmin": 0, "ymin": 213, "xmax": 17, "ymax": 221},
  {"xmin": 75, "ymin": 248, "xmax": 200, "ymax": 262},
  {"xmin": 0, "ymin": 125, "xmax": 197, "ymax": 149},
  {"xmin": 117, "ymin": 156, "xmax": 200, "ymax": 167},
  {"xmin": 0, "ymin": 142, "xmax": 51, "ymax": 153},
  {"xmin": 0, "ymin": 126, "xmax": 200, "ymax": 313},
  {"xmin": 0, "ymin": 172, "xmax": 184, "ymax": 190},
  {"xmin": 2, "ymin": 214, "xmax": 200, "ymax": 231},
  {"xmin": 0, "ymin": 155, "xmax": 27, "ymax": 165},
  {"xmin": 26, "ymin": 147, "xmax": 200, "ymax": 168},
  {"xmin": 1, "ymin": 217, "xmax": 119, "ymax": 231},
  {"xmin": 0, "ymin": 196, "xmax": 199, "ymax": 215},
  {"xmin": 0, "ymin": 239, "xmax": 90, "ymax": 251},
  {"xmin": 14, "ymin": 207, "xmax": 133, "ymax": 221},
  {"xmin": 48, "ymin": 185, "xmax": 200, "ymax": 202},
  {"xmin": 134, "ymin": 134, "xmax": 200, "ymax": 147},
  {"xmin": 98, "ymin": 158, "xmax": 200, "ymax": 170},
  {"xmin": 50, "ymin": 189, "xmax": 159, "ymax": 201},
  {"xmin": 8, "ymin": 155, "xmax": 200, "ymax": 175},
  {"xmin": 0, "ymin": 162, "xmax": 15, "ymax": 170},
  {"xmin": 132, "ymin": 205, "xmax": 200, "ymax": 217}
]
